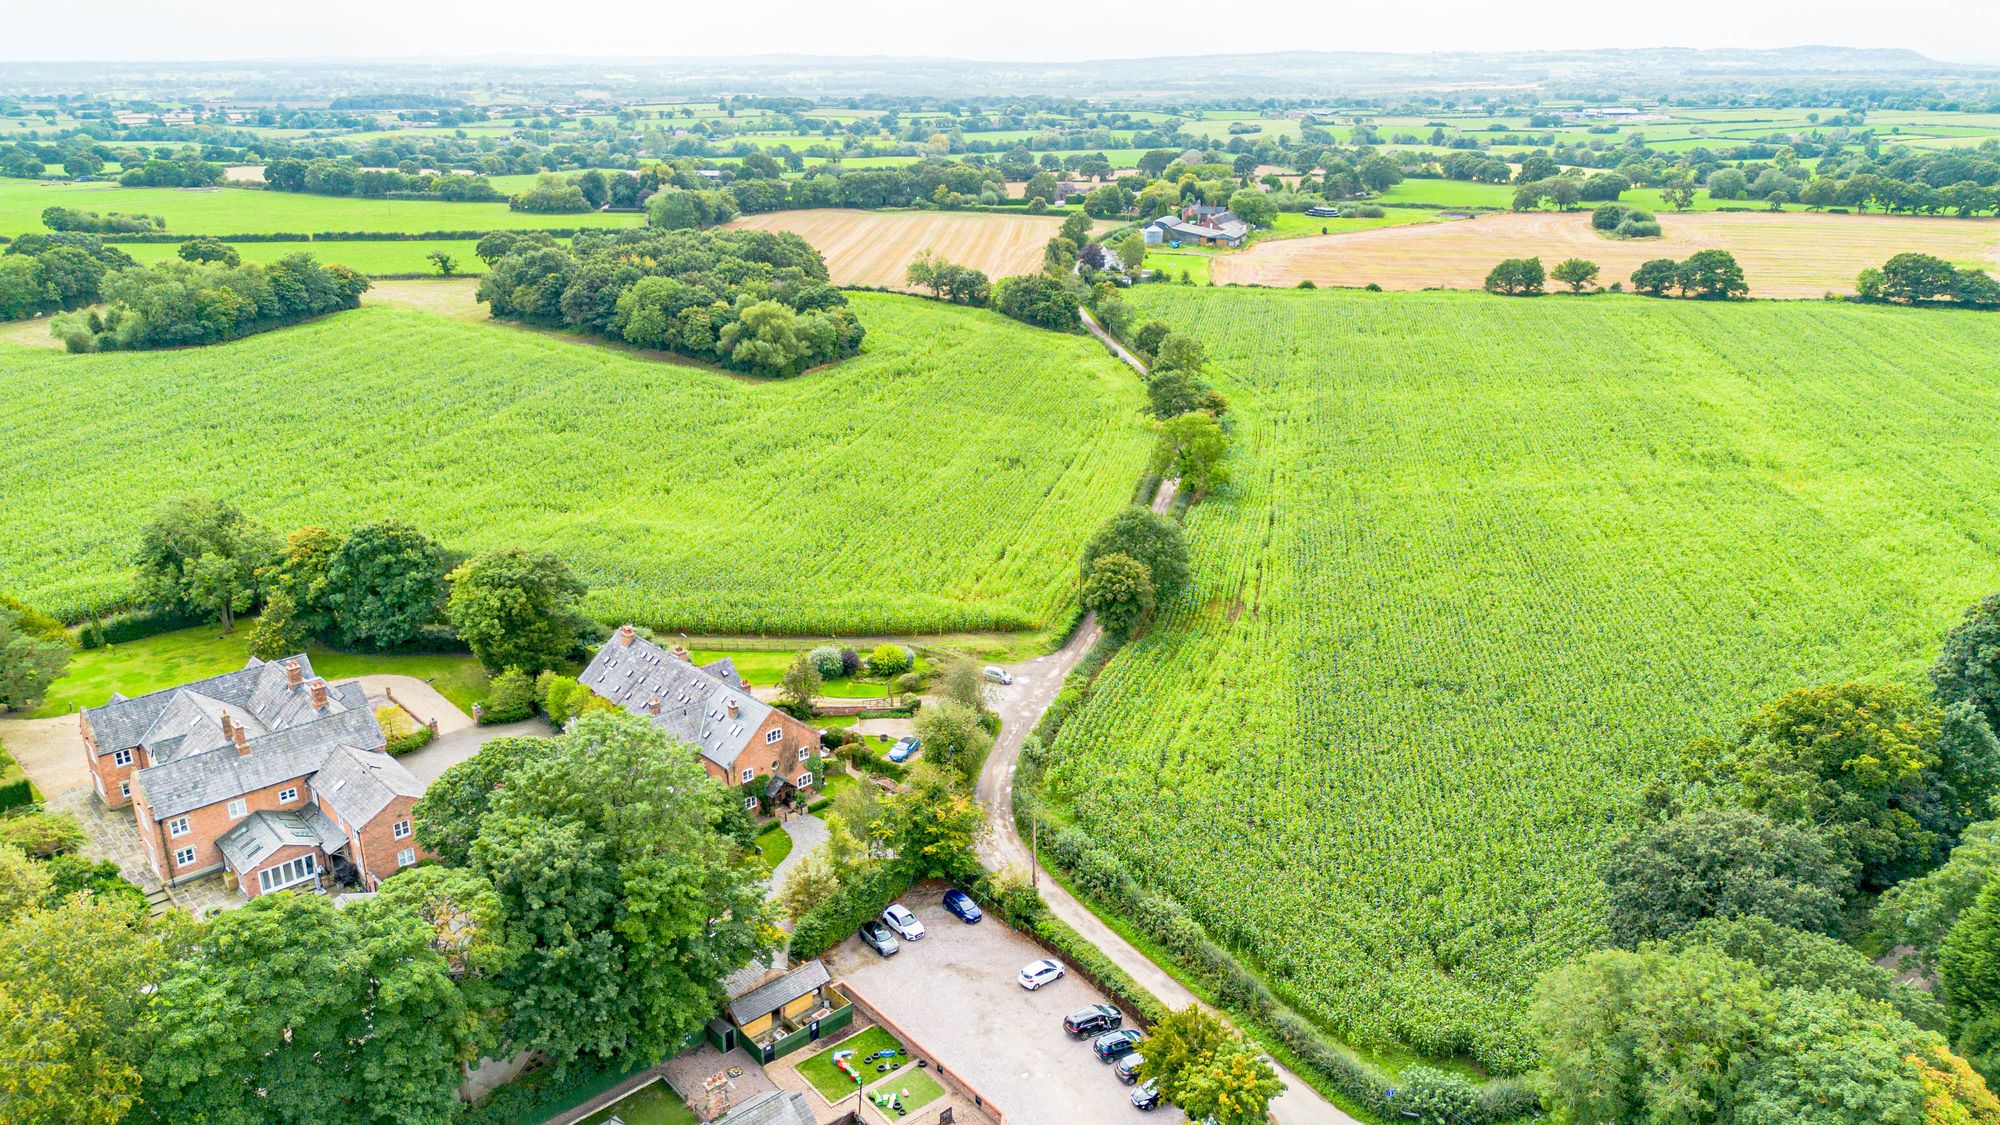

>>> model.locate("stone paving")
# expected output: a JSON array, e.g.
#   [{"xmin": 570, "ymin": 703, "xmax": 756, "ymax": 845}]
[
  {"xmin": 660, "ymin": 1045, "xmax": 778, "ymax": 1122},
  {"xmin": 45, "ymin": 784, "xmax": 242, "ymax": 916}
]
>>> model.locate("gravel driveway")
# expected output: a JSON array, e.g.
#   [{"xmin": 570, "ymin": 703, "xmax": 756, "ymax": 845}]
[{"xmin": 826, "ymin": 889, "xmax": 1185, "ymax": 1125}]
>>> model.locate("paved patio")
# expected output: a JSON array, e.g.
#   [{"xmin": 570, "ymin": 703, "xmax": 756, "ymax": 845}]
[
  {"xmin": 661, "ymin": 1045, "xmax": 778, "ymax": 1121},
  {"xmin": 45, "ymin": 784, "xmax": 242, "ymax": 917}
]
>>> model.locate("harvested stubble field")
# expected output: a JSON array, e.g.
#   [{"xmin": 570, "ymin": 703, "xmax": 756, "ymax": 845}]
[
  {"xmin": 1212, "ymin": 209, "xmax": 2000, "ymax": 296},
  {"xmin": 726, "ymin": 208, "xmax": 1096, "ymax": 289}
]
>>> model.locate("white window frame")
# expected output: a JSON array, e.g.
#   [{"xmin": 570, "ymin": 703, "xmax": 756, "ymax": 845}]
[
  {"xmin": 397, "ymin": 848, "xmax": 416, "ymax": 868},
  {"xmin": 740, "ymin": 767, "xmax": 754, "ymax": 783},
  {"xmin": 765, "ymin": 728, "xmax": 782, "ymax": 745},
  {"xmin": 119, "ymin": 781, "xmax": 131, "ymax": 799},
  {"xmin": 112, "ymin": 748, "xmax": 133, "ymax": 767},
  {"xmin": 797, "ymin": 771, "xmax": 813, "ymax": 788},
  {"xmin": 172, "ymin": 846, "xmax": 196, "ymax": 868},
  {"xmin": 278, "ymin": 787, "xmax": 297, "ymax": 804},
  {"xmin": 227, "ymin": 799, "xmax": 246, "ymax": 819},
  {"xmin": 257, "ymin": 854, "xmax": 317, "ymax": 893},
  {"xmin": 743, "ymin": 795, "xmax": 758, "ymax": 811},
  {"xmin": 167, "ymin": 816, "xmax": 190, "ymax": 837},
  {"xmin": 392, "ymin": 819, "xmax": 411, "ymax": 840}
]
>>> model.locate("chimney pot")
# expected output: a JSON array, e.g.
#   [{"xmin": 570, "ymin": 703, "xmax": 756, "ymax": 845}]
[
  {"xmin": 617, "ymin": 624, "xmax": 636, "ymax": 646},
  {"xmin": 285, "ymin": 659, "xmax": 302, "ymax": 688},
  {"xmin": 309, "ymin": 678, "xmax": 328, "ymax": 710},
  {"xmin": 232, "ymin": 723, "xmax": 249, "ymax": 756},
  {"xmin": 726, "ymin": 699, "xmax": 740, "ymax": 719},
  {"xmin": 672, "ymin": 645, "xmax": 690, "ymax": 662},
  {"xmin": 646, "ymin": 696, "xmax": 662, "ymax": 715}
]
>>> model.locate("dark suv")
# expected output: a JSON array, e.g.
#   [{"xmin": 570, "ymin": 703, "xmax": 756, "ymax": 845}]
[
  {"xmin": 1064, "ymin": 1004, "xmax": 1123, "ymax": 1038},
  {"xmin": 1092, "ymin": 1028, "xmax": 1144, "ymax": 1062}
]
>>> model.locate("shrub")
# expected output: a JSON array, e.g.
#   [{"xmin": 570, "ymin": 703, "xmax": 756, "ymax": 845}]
[
  {"xmin": 0, "ymin": 778, "xmax": 33, "ymax": 812},
  {"xmin": 788, "ymin": 860, "xmax": 915, "ymax": 959},
  {"xmin": 839, "ymin": 647, "xmax": 862, "ymax": 677},
  {"xmin": 479, "ymin": 667, "xmax": 536, "ymax": 724},
  {"xmin": 809, "ymin": 645, "xmax": 845, "ymax": 678},
  {"xmin": 376, "ymin": 706, "xmax": 434, "ymax": 756},
  {"xmin": 1591, "ymin": 202, "xmax": 1629, "ymax": 231},
  {"xmin": 0, "ymin": 810, "xmax": 84, "ymax": 857},
  {"xmin": 1614, "ymin": 219, "xmax": 1662, "ymax": 239},
  {"xmin": 866, "ymin": 643, "xmax": 913, "ymax": 678},
  {"xmin": 1392, "ymin": 1067, "xmax": 1481, "ymax": 1124}
]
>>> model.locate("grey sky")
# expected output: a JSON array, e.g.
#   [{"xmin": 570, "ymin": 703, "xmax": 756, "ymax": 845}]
[{"xmin": 5, "ymin": 0, "xmax": 1998, "ymax": 65}]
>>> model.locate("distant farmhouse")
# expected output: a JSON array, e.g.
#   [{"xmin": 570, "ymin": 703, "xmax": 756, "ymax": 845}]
[
  {"xmin": 1144, "ymin": 203, "xmax": 1250, "ymax": 248},
  {"xmin": 579, "ymin": 626, "xmax": 823, "ymax": 807},
  {"xmin": 81, "ymin": 655, "xmax": 427, "ymax": 899}
]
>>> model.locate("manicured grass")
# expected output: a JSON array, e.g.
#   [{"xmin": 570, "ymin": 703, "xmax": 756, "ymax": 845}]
[
  {"xmin": 1045, "ymin": 286, "xmax": 2000, "ymax": 1073},
  {"xmin": 1, "ymin": 294, "xmax": 1153, "ymax": 635},
  {"xmin": 32, "ymin": 625, "xmax": 492, "ymax": 718},
  {"xmin": 796, "ymin": 1026, "xmax": 909, "ymax": 1102},
  {"xmin": 755, "ymin": 822, "xmax": 794, "ymax": 870},
  {"xmin": 0, "ymin": 180, "xmax": 642, "ymax": 237},
  {"xmin": 1144, "ymin": 251, "xmax": 1211, "ymax": 285},
  {"xmin": 810, "ymin": 772, "xmax": 858, "ymax": 808},
  {"xmin": 576, "ymin": 1081, "xmax": 698, "ymax": 1125},
  {"xmin": 868, "ymin": 1067, "xmax": 945, "ymax": 1115},
  {"xmin": 117, "ymin": 239, "xmax": 495, "ymax": 277}
]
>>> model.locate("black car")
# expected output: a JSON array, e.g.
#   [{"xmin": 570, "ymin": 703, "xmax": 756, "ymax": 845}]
[
  {"xmin": 1064, "ymin": 1004, "xmax": 1123, "ymax": 1038},
  {"xmin": 1132, "ymin": 1078, "xmax": 1163, "ymax": 1111},
  {"xmin": 1092, "ymin": 1028, "xmax": 1144, "ymax": 1062}
]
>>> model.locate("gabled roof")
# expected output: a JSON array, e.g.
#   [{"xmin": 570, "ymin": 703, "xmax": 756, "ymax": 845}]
[
  {"xmin": 215, "ymin": 805, "xmax": 346, "ymax": 872},
  {"xmin": 132, "ymin": 688, "xmax": 383, "ymax": 818},
  {"xmin": 88, "ymin": 654, "xmax": 360, "ymax": 765},
  {"xmin": 714, "ymin": 1091, "xmax": 816, "ymax": 1125},
  {"xmin": 312, "ymin": 744, "xmax": 423, "ymax": 828},
  {"xmin": 726, "ymin": 959, "xmax": 830, "ymax": 1026},
  {"xmin": 84, "ymin": 655, "xmax": 280, "ymax": 753},
  {"xmin": 579, "ymin": 629, "xmax": 776, "ymax": 772}
]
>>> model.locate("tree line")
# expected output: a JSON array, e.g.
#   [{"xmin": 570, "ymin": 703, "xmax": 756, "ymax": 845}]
[{"xmin": 50, "ymin": 252, "xmax": 368, "ymax": 352}]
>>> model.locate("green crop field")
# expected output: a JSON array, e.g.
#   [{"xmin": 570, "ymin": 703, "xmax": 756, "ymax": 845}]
[
  {"xmin": 0, "ymin": 292, "xmax": 1152, "ymax": 634},
  {"xmin": 1037, "ymin": 287, "xmax": 2000, "ymax": 1072},
  {"xmin": 0, "ymin": 180, "xmax": 643, "ymax": 237}
]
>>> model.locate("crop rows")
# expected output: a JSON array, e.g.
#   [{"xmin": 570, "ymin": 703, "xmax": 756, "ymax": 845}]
[
  {"xmin": 0, "ymin": 292, "xmax": 1152, "ymax": 634},
  {"xmin": 1039, "ymin": 287, "xmax": 2000, "ymax": 1071}
]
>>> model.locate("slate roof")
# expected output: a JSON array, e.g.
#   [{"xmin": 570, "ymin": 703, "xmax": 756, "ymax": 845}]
[
  {"xmin": 579, "ymin": 629, "xmax": 774, "ymax": 772},
  {"xmin": 311, "ymin": 744, "xmax": 424, "ymax": 828},
  {"xmin": 714, "ymin": 1091, "xmax": 816, "ymax": 1125},
  {"xmin": 132, "ymin": 696, "xmax": 385, "ymax": 819},
  {"xmin": 215, "ymin": 806, "xmax": 346, "ymax": 872},
  {"xmin": 726, "ymin": 959, "xmax": 830, "ymax": 1026},
  {"xmin": 84, "ymin": 655, "xmax": 295, "ymax": 754}
]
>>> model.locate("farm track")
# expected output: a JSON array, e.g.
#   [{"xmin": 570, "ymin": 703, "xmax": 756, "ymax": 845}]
[{"xmin": 1215, "ymin": 209, "xmax": 2000, "ymax": 297}]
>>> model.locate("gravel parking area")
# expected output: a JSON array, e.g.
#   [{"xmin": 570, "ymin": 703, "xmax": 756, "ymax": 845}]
[{"xmin": 826, "ymin": 888, "xmax": 1186, "ymax": 1125}]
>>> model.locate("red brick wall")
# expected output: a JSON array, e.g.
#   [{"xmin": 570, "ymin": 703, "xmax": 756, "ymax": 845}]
[
  {"xmin": 81, "ymin": 717, "xmax": 141, "ymax": 809},
  {"xmin": 726, "ymin": 712, "xmax": 821, "ymax": 789},
  {"xmin": 138, "ymin": 772, "xmax": 317, "ymax": 884},
  {"xmin": 349, "ymin": 795, "xmax": 426, "ymax": 889},
  {"xmin": 239, "ymin": 843, "xmax": 319, "ymax": 898}
]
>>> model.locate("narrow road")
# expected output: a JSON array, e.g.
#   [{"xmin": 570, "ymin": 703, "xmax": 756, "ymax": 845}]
[
  {"xmin": 973, "ymin": 478, "xmax": 1354, "ymax": 1125},
  {"xmin": 1080, "ymin": 306, "xmax": 1148, "ymax": 373}
]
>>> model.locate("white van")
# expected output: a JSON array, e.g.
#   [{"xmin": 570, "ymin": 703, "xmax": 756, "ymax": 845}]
[{"xmin": 982, "ymin": 666, "xmax": 1013, "ymax": 685}]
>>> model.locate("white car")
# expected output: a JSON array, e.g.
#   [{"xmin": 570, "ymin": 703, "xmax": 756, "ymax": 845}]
[
  {"xmin": 1018, "ymin": 958, "xmax": 1065, "ymax": 990},
  {"xmin": 881, "ymin": 903, "xmax": 926, "ymax": 941},
  {"xmin": 982, "ymin": 666, "xmax": 1014, "ymax": 685}
]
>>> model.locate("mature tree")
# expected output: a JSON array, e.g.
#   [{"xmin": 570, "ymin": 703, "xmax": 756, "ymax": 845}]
[
  {"xmin": 0, "ymin": 605, "xmax": 68, "ymax": 713},
  {"xmin": 1879, "ymin": 253, "xmax": 1961, "ymax": 304},
  {"xmin": 1936, "ymin": 594, "xmax": 2000, "ymax": 735},
  {"xmin": 1139, "ymin": 1006, "xmax": 1235, "ymax": 1106},
  {"xmin": 1178, "ymin": 1037, "xmax": 1285, "ymax": 1125},
  {"xmin": 445, "ymin": 548, "xmax": 590, "ymax": 674},
  {"xmin": 1601, "ymin": 806, "xmax": 1851, "ymax": 946},
  {"xmin": 1878, "ymin": 818, "xmax": 2000, "ymax": 971},
  {"xmin": 367, "ymin": 864, "xmax": 520, "ymax": 1041},
  {"xmin": 1153, "ymin": 332, "xmax": 1208, "ymax": 374},
  {"xmin": 1550, "ymin": 257, "xmax": 1600, "ymax": 293},
  {"xmin": 1529, "ymin": 944, "xmax": 1771, "ymax": 1125},
  {"xmin": 0, "ymin": 895, "xmax": 167, "ymax": 1125},
  {"xmin": 1227, "ymin": 188, "xmax": 1276, "ymax": 229},
  {"xmin": 132, "ymin": 495, "xmax": 280, "ymax": 632},
  {"xmin": 1660, "ymin": 172, "xmax": 1698, "ymax": 211},
  {"xmin": 1147, "ymin": 367, "xmax": 1209, "ymax": 420},
  {"xmin": 320, "ymin": 520, "xmax": 448, "ymax": 650},
  {"xmin": 469, "ymin": 712, "xmax": 772, "ymax": 1066},
  {"xmin": 777, "ymin": 813, "xmax": 867, "ymax": 922},
  {"xmin": 1731, "ymin": 987, "xmax": 1959, "ymax": 1125},
  {"xmin": 1706, "ymin": 167, "xmax": 1749, "ymax": 200},
  {"xmin": 175, "ymin": 236, "xmax": 239, "ymax": 266},
  {"xmin": 412, "ymin": 734, "xmax": 550, "ymax": 865},
  {"xmin": 265, "ymin": 525, "xmax": 341, "ymax": 639},
  {"xmin": 913, "ymin": 699, "xmax": 993, "ymax": 769},
  {"xmin": 1081, "ymin": 552, "xmax": 1156, "ymax": 638},
  {"xmin": 1675, "ymin": 249, "xmax": 1749, "ymax": 299},
  {"xmin": 0, "ymin": 843, "xmax": 52, "ymax": 924},
  {"xmin": 38, "ymin": 854, "xmax": 149, "ymax": 919},
  {"xmin": 427, "ymin": 250, "xmax": 457, "ymax": 277},
  {"xmin": 1631, "ymin": 257, "xmax": 1681, "ymax": 296},
  {"xmin": 1083, "ymin": 507, "xmax": 1190, "ymax": 603},
  {"xmin": 1483, "ymin": 257, "xmax": 1545, "ymax": 296},
  {"xmin": 871, "ymin": 761, "xmax": 985, "ymax": 878},
  {"xmin": 142, "ymin": 891, "xmax": 476, "ymax": 1125},
  {"xmin": 1673, "ymin": 915, "xmax": 1942, "ymax": 1031},
  {"xmin": 1059, "ymin": 209, "xmax": 1092, "ymax": 248},
  {"xmin": 778, "ymin": 652, "xmax": 822, "ymax": 711},
  {"xmin": 1156, "ymin": 411, "xmax": 1230, "ymax": 499},
  {"xmin": 1689, "ymin": 681, "xmax": 1982, "ymax": 887},
  {"xmin": 1115, "ymin": 231, "xmax": 1147, "ymax": 271},
  {"xmin": 1944, "ymin": 879, "xmax": 2000, "ymax": 1074},
  {"xmin": 993, "ymin": 271, "xmax": 1080, "ymax": 331}
]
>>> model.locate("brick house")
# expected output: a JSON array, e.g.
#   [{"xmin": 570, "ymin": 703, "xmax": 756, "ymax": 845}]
[
  {"xmin": 579, "ymin": 625, "xmax": 821, "ymax": 806},
  {"xmin": 80, "ymin": 654, "xmax": 429, "ymax": 898}
]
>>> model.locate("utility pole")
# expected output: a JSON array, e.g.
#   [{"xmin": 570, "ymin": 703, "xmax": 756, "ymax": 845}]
[{"xmin": 1030, "ymin": 811, "xmax": 1040, "ymax": 887}]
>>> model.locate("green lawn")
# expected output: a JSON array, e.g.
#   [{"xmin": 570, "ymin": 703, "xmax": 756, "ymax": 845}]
[
  {"xmin": 810, "ymin": 772, "xmax": 858, "ymax": 809},
  {"xmin": 796, "ymin": 1026, "xmax": 909, "ymax": 1102},
  {"xmin": 1144, "ymin": 251, "xmax": 1211, "ymax": 285},
  {"xmin": 1373, "ymin": 179, "xmax": 1517, "ymax": 209},
  {"xmin": 576, "ymin": 1080, "xmax": 698, "ymax": 1125},
  {"xmin": 688, "ymin": 648, "xmax": 921, "ymax": 698},
  {"xmin": 33, "ymin": 624, "xmax": 493, "ymax": 719},
  {"xmin": 0, "ymin": 180, "xmax": 643, "ymax": 238},
  {"xmin": 868, "ymin": 1068, "xmax": 945, "ymax": 1115},
  {"xmin": 755, "ymin": 822, "xmax": 794, "ymax": 870}
]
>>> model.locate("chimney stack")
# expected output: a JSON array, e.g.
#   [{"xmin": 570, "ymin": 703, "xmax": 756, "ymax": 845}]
[
  {"xmin": 219, "ymin": 713, "xmax": 234, "ymax": 740},
  {"xmin": 646, "ymin": 696, "xmax": 662, "ymax": 715},
  {"xmin": 285, "ymin": 659, "xmax": 302, "ymax": 688},
  {"xmin": 308, "ymin": 678, "xmax": 328, "ymax": 711},
  {"xmin": 617, "ymin": 624, "xmax": 636, "ymax": 647},
  {"xmin": 672, "ymin": 645, "xmax": 690, "ymax": 663},
  {"xmin": 231, "ymin": 721, "xmax": 249, "ymax": 756},
  {"xmin": 726, "ymin": 699, "xmax": 740, "ymax": 720}
]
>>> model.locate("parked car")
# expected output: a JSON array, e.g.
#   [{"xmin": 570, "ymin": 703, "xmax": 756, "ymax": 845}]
[
  {"xmin": 982, "ymin": 666, "xmax": 1013, "ymax": 685},
  {"xmin": 859, "ymin": 919, "xmax": 900, "ymax": 957},
  {"xmin": 1064, "ymin": 1004, "xmax": 1123, "ymax": 1038},
  {"xmin": 881, "ymin": 903, "xmax": 926, "ymax": 941},
  {"xmin": 1093, "ymin": 1028, "xmax": 1144, "ymax": 1063},
  {"xmin": 1018, "ymin": 958, "xmax": 1065, "ymax": 990},
  {"xmin": 942, "ymin": 888, "xmax": 983, "ymax": 923},
  {"xmin": 1132, "ymin": 1078, "xmax": 1163, "ymax": 1111},
  {"xmin": 888, "ymin": 736, "xmax": 921, "ymax": 763},
  {"xmin": 1116, "ymin": 1052, "xmax": 1146, "ymax": 1084}
]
